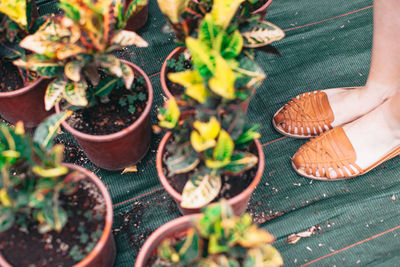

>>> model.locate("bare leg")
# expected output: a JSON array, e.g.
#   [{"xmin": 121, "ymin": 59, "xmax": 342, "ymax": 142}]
[
  {"xmin": 293, "ymin": 0, "xmax": 400, "ymax": 179},
  {"xmin": 326, "ymin": 0, "xmax": 400, "ymax": 127}
]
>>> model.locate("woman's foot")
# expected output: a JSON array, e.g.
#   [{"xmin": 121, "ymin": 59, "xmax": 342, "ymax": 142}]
[
  {"xmin": 292, "ymin": 96, "xmax": 400, "ymax": 180},
  {"xmin": 273, "ymin": 83, "xmax": 397, "ymax": 138}
]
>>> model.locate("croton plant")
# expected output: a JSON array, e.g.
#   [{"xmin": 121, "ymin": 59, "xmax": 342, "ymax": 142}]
[
  {"xmin": 0, "ymin": 113, "xmax": 86, "ymax": 234},
  {"xmin": 153, "ymin": 200, "xmax": 283, "ymax": 266},
  {"xmin": 158, "ymin": 0, "xmax": 268, "ymax": 209},
  {"xmin": 0, "ymin": 0, "xmax": 42, "ymax": 86},
  {"xmin": 13, "ymin": 0, "xmax": 148, "ymax": 111},
  {"xmin": 157, "ymin": 0, "xmax": 285, "ymax": 48}
]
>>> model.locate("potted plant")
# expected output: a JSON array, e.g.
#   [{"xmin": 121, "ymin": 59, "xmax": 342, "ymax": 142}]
[
  {"xmin": 136, "ymin": 200, "xmax": 283, "ymax": 266},
  {"xmin": 14, "ymin": 0, "xmax": 153, "ymax": 170},
  {"xmin": 157, "ymin": 0, "xmax": 284, "ymax": 112},
  {"xmin": 0, "ymin": 114, "xmax": 115, "ymax": 266},
  {"xmin": 0, "ymin": 0, "xmax": 53, "ymax": 128},
  {"xmin": 156, "ymin": 6, "xmax": 267, "ymax": 215}
]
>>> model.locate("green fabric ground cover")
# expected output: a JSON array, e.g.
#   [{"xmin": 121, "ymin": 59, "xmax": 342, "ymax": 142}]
[{"xmin": 33, "ymin": 0, "xmax": 400, "ymax": 266}]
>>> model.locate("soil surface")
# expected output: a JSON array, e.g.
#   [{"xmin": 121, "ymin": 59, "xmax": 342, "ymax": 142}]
[
  {"xmin": 165, "ymin": 52, "xmax": 192, "ymax": 96},
  {"xmin": 65, "ymin": 76, "xmax": 148, "ymax": 135},
  {"xmin": 0, "ymin": 177, "xmax": 106, "ymax": 266},
  {"xmin": 54, "ymin": 135, "xmax": 91, "ymax": 167},
  {"xmin": 0, "ymin": 60, "xmax": 24, "ymax": 92},
  {"xmin": 162, "ymin": 140, "xmax": 258, "ymax": 201}
]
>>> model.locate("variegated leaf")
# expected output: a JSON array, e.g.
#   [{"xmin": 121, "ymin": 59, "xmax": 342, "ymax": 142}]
[
  {"xmin": 242, "ymin": 21, "xmax": 285, "ymax": 48},
  {"xmin": 33, "ymin": 112, "xmax": 73, "ymax": 151},
  {"xmin": 120, "ymin": 62, "xmax": 134, "ymax": 89},
  {"xmin": 165, "ymin": 146, "xmax": 199, "ymax": 174},
  {"xmin": 94, "ymin": 77, "xmax": 120, "ymax": 97},
  {"xmin": 98, "ymin": 55, "xmax": 123, "ymax": 77},
  {"xmin": 55, "ymin": 43, "xmax": 86, "ymax": 60},
  {"xmin": 125, "ymin": 0, "xmax": 149, "ymax": 21},
  {"xmin": 181, "ymin": 172, "xmax": 222, "ymax": 209},
  {"xmin": 224, "ymin": 152, "xmax": 258, "ymax": 175},
  {"xmin": 13, "ymin": 57, "xmax": 62, "ymax": 78},
  {"xmin": 111, "ymin": 30, "xmax": 148, "ymax": 48},
  {"xmin": 44, "ymin": 79, "xmax": 68, "ymax": 111},
  {"xmin": 64, "ymin": 61, "xmax": 82, "ymax": 82},
  {"xmin": 63, "ymin": 81, "xmax": 88, "ymax": 107}
]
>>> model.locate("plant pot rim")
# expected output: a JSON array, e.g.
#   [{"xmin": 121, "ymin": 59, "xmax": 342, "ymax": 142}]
[
  {"xmin": 160, "ymin": 46, "xmax": 185, "ymax": 99},
  {"xmin": 135, "ymin": 214, "xmax": 201, "ymax": 267},
  {"xmin": 0, "ymin": 163, "xmax": 114, "ymax": 267},
  {"xmin": 156, "ymin": 131, "xmax": 265, "ymax": 207},
  {"xmin": 252, "ymin": 0, "xmax": 273, "ymax": 15},
  {"xmin": 0, "ymin": 77, "xmax": 46, "ymax": 99},
  {"xmin": 55, "ymin": 60, "xmax": 153, "ymax": 142}
]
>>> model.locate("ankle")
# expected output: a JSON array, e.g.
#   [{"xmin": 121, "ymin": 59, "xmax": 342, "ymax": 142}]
[{"xmin": 364, "ymin": 81, "xmax": 398, "ymax": 101}]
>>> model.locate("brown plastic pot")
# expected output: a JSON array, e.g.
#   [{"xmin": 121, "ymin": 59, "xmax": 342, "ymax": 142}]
[
  {"xmin": 124, "ymin": 3, "xmax": 149, "ymax": 32},
  {"xmin": 0, "ymin": 163, "xmax": 116, "ymax": 267},
  {"xmin": 135, "ymin": 214, "xmax": 200, "ymax": 267},
  {"xmin": 0, "ymin": 77, "xmax": 53, "ymax": 128},
  {"xmin": 156, "ymin": 132, "xmax": 265, "ymax": 216},
  {"xmin": 55, "ymin": 61, "xmax": 153, "ymax": 171},
  {"xmin": 160, "ymin": 47, "xmax": 255, "ymax": 113}
]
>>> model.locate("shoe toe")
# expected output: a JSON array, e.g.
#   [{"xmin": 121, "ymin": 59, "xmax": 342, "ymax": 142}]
[
  {"xmin": 273, "ymin": 109, "xmax": 285, "ymax": 127},
  {"xmin": 292, "ymin": 151, "xmax": 306, "ymax": 170}
]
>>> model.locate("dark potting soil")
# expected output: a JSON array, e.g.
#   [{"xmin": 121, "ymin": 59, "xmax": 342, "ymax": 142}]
[
  {"xmin": 162, "ymin": 140, "xmax": 258, "ymax": 201},
  {"xmin": 54, "ymin": 135, "xmax": 91, "ymax": 167},
  {"xmin": 165, "ymin": 53, "xmax": 192, "ymax": 96},
  {"xmin": 65, "ymin": 77, "xmax": 148, "ymax": 135},
  {"xmin": 0, "ymin": 178, "xmax": 106, "ymax": 266},
  {"xmin": 0, "ymin": 60, "xmax": 24, "ymax": 92}
]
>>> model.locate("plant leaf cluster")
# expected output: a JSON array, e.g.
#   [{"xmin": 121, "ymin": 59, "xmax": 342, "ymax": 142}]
[
  {"xmin": 158, "ymin": 0, "xmax": 266, "ymax": 209},
  {"xmin": 13, "ymin": 0, "xmax": 149, "ymax": 111},
  {"xmin": 157, "ymin": 0, "xmax": 285, "ymax": 49},
  {"xmin": 0, "ymin": 0, "xmax": 32, "ymax": 55},
  {"xmin": 153, "ymin": 200, "xmax": 283, "ymax": 267},
  {"xmin": 0, "ymin": 114, "xmax": 84, "ymax": 234}
]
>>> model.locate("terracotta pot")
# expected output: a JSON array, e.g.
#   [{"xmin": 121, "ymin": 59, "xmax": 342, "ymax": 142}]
[
  {"xmin": 252, "ymin": 0, "xmax": 273, "ymax": 20},
  {"xmin": 156, "ymin": 132, "xmax": 265, "ymax": 216},
  {"xmin": 124, "ymin": 4, "xmax": 149, "ymax": 32},
  {"xmin": 160, "ymin": 47, "xmax": 255, "ymax": 113},
  {"xmin": 0, "ymin": 77, "xmax": 53, "ymax": 128},
  {"xmin": 135, "ymin": 214, "xmax": 200, "ymax": 267},
  {"xmin": 55, "ymin": 61, "xmax": 153, "ymax": 170},
  {"xmin": 0, "ymin": 163, "xmax": 116, "ymax": 267}
]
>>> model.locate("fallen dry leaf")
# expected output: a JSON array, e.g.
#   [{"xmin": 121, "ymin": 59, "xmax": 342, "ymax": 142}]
[{"xmin": 121, "ymin": 166, "xmax": 138, "ymax": 174}]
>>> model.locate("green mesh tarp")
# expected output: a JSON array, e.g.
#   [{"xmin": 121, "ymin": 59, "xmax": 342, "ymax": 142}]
[{"xmin": 33, "ymin": 0, "xmax": 400, "ymax": 266}]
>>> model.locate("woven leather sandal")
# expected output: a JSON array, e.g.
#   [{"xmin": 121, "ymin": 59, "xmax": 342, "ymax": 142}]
[
  {"xmin": 292, "ymin": 127, "xmax": 400, "ymax": 181},
  {"xmin": 273, "ymin": 88, "xmax": 360, "ymax": 138}
]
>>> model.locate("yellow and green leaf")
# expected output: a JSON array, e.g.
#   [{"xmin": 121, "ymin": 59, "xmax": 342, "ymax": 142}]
[
  {"xmin": 168, "ymin": 70, "xmax": 208, "ymax": 103},
  {"xmin": 0, "ymin": 0, "xmax": 28, "ymax": 29},
  {"xmin": 158, "ymin": 98, "xmax": 180, "ymax": 129},
  {"xmin": 157, "ymin": 0, "xmax": 189, "ymax": 24},
  {"xmin": 208, "ymin": 56, "xmax": 236, "ymax": 100},
  {"xmin": 205, "ymin": 130, "xmax": 234, "ymax": 169},
  {"xmin": 211, "ymin": 0, "xmax": 245, "ymax": 29}
]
